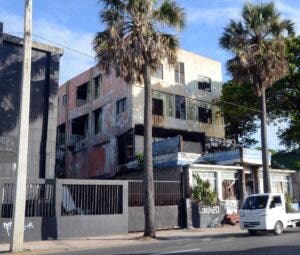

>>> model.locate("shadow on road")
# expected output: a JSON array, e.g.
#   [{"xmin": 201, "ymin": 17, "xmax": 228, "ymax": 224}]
[{"xmin": 117, "ymin": 245, "xmax": 300, "ymax": 255}]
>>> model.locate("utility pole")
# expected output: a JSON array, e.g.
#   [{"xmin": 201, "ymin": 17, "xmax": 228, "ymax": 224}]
[{"xmin": 10, "ymin": 0, "xmax": 32, "ymax": 252}]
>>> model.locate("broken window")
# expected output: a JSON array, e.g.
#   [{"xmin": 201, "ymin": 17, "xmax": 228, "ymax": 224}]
[
  {"xmin": 153, "ymin": 90, "xmax": 174, "ymax": 117},
  {"xmin": 198, "ymin": 107, "xmax": 212, "ymax": 124},
  {"xmin": 94, "ymin": 75, "xmax": 102, "ymax": 99},
  {"xmin": 187, "ymin": 98, "xmax": 212, "ymax": 123},
  {"xmin": 57, "ymin": 124, "xmax": 66, "ymax": 146},
  {"xmin": 71, "ymin": 114, "xmax": 89, "ymax": 141},
  {"xmin": 221, "ymin": 172, "xmax": 240, "ymax": 200},
  {"xmin": 63, "ymin": 95, "xmax": 67, "ymax": 106},
  {"xmin": 198, "ymin": 76, "xmax": 211, "ymax": 92},
  {"xmin": 175, "ymin": 62, "xmax": 185, "ymax": 84},
  {"xmin": 152, "ymin": 98, "xmax": 163, "ymax": 116},
  {"xmin": 116, "ymin": 98, "xmax": 126, "ymax": 115},
  {"xmin": 153, "ymin": 64, "xmax": 163, "ymax": 80},
  {"xmin": 76, "ymin": 82, "xmax": 89, "ymax": 107},
  {"xmin": 118, "ymin": 130, "xmax": 134, "ymax": 164},
  {"xmin": 175, "ymin": 95, "xmax": 186, "ymax": 119},
  {"xmin": 94, "ymin": 108, "xmax": 102, "ymax": 134}
]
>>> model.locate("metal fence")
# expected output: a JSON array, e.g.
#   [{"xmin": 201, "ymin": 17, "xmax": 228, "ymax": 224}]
[
  {"xmin": 61, "ymin": 184, "xmax": 123, "ymax": 216},
  {"xmin": 1, "ymin": 181, "xmax": 55, "ymax": 218},
  {"xmin": 128, "ymin": 181, "xmax": 183, "ymax": 207}
]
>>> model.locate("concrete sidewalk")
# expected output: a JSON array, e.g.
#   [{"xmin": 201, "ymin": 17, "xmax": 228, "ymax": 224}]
[{"xmin": 0, "ymin": 225, "xmax": 244, "ymax": 255}]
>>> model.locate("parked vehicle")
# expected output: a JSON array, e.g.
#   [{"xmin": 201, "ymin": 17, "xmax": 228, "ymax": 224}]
[{"xmin": 239, "ymin": 193, "xmax": 300, "ymax": 235}]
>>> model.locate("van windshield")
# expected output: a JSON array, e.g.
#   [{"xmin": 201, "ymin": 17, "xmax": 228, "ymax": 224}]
[{"xmin": 242, "ymin": 195, "xmax": 269, "ymax": 210}]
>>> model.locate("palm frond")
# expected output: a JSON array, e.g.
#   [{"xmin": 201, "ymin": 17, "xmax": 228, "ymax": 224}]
[{"xmin": 153, "ymin": 0, "xmax": 185, "ymax": 29}]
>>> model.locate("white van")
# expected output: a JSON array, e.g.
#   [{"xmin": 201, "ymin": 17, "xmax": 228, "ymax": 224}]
[{"xmin": 239, "ymin": 193, "xmax": 300, "ymax": 235}]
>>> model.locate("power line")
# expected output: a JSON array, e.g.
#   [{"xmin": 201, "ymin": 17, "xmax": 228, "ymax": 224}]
[
  {"xmin": 33, "ymin": 33, "xmax": 95, "ymax": 59},
  {"xmin": 5, "ymin": 31, "xmax": 298, "ymax": 120}
]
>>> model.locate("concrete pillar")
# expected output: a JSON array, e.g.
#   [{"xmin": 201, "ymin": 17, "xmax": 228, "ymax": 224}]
[
  {"xmin": 216, "ymin": 171, "xmax": 222, "ymax": 200},
  {"xmin": 239, "ymin": 167, "xmax": 246, "ymax": 207},
  {"xmin": 10, "ymin": 0, "xmax": 32, "ymax": 252}
]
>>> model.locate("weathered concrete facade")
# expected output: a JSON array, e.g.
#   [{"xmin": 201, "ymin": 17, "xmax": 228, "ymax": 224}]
[
  {"xmin": 0, "ymin": 22, "xmax": 63, "ymax": 179},
  {"xmin": 57, "ymin": 49, "xmax": 224, "ymax": 178}
]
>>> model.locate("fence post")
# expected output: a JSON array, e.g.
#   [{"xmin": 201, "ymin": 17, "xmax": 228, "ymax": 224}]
[
  {"xmin": 54, "ymin": 179, "xmax": 62, "ymax": 239},
  {"xmin": 181, "ymin": 165, "xmax": 193, "ymax": 229},
  {"xmin": 123, "ymin": 181, "xmax": 129, "ymax": 233}
]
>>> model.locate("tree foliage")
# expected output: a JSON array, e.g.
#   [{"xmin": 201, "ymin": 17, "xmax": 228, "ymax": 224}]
[
  {"xmin": 217, "ymin": 34, "xmax": 300, "ymax": 149},
  {"xmin": 93, "ymin": 0, "xmax": 185, "ymax": 238}
]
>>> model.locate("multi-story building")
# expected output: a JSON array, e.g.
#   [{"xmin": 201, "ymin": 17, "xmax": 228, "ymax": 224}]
[
  {"xmin": 0, "ymin": 22, "xmax": 63, "ymax": 179},
  {"xmin": 56, "ymin": 49, "xmax": 225, "ymax": 178}
]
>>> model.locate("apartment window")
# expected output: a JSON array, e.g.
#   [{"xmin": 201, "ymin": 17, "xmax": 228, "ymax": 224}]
[
  {"xmin": 152, "ymin": 98, "xmax": 163, "ymax": 116},
  {"xmin": 57, "ymin": 124, "xmax": 66, "ymax": 146},
  {"xmin": 175, "ymin": 95, "xmax": 186, "ymax": 119},
  {"xmin": 198, "ymin": 107, "xmax": 212, "ymax": 124},
  {"xmin": 94, "ymin": 108, "xmax": 102, "ymax": 134},
  {"xmin": 118, "ymin": 130, "xmax": 134, "ymax": 164},
  {"xmin": 63, "ymin": 95, "xmax": 67, "ymax": 106},
  {"xmin": 198, "ymin": 76, "xmax": 211, "ymax": 92},
  {"xmin": 76, "ymin": 82, "xmax": 89, "ymax": 107},
  {"xmin": 175, "ymin": 62, "xmax": 185, "ymax": 84},
  {"xmin": 71, "ymin": 114, "xmax": 89, "ymax": 141},
  {"xmin": 94, "ymin": 75, "xmax": 102, "ymax": 98},
  {"xmin": 117, "ymin": 98, "xmax": 126, "ymax": 115},
  {"xmin": 153, "ymin": 64, "xmax": 163, "ymax": 80}
]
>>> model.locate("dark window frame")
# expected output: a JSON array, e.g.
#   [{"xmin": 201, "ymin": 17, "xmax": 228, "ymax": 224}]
[
  {"xmin": 153, "ymin": 64, "xmax": 164, "ymax": 80},
  {"xmin": 198, "ymin": 107, "xmax": 212, "ymax": 124},
  {"xmin": 198, "ymin": 77, "xmax": 211, "ymax": 92},
  {"xmin": 175, "ymin": 95, "xmax": 186, "ymax": 119},
  {"xmin": 94, "ymin": 108, "xmax": 102, "ymax": 135},
  {"xmin": 76, "ymin": 82, "xmax": 89, "ymax": 107},
  {"xmin": 152, "ymin": 98, "xmax": 164, "ymax": 116},
  {"xmin": 62, "ymin": 94, "xmax": 67, "ymax": 106},
  {"xmin": 175, "ymin": 62, "xmax": 185, "ymax": 84},
  {"xmin": 116, "ymin": 98, "xmax": 126, "ymax": 115},
  {"xmin": 94, "ymin": 75, "xmax": 102, "ymax": 99}
]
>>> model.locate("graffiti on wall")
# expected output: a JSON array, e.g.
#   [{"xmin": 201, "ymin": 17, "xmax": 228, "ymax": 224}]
[
  {"xmin": 200, "ymin": 206, "xmax": 220, "ymax": 214},
  {"xmin": 3, "ymin": 221, "xmax": 35, "ymax": 237},
  {"xmin": 220, "ymin": 200, "xmax": 238, "ymax": 214}
]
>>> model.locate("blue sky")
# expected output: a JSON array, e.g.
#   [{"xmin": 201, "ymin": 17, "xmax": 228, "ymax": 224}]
[{"xmin": 1, "ymin": 0, "xmax": 299, "ymax": 150}]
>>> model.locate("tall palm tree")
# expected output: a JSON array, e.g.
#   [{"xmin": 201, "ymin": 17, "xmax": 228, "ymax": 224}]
[
  {"xmin": 93, "ymin": 0, "xmax": 185, "ymax": 237},
  {"xmin": 220, "ymin": 2, "xmax": 294, "ymax": 193}
]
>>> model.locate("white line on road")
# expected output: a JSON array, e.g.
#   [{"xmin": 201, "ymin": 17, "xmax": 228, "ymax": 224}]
[{"xmin": 152, "ymin": 248, "xmax": 202, "ymax": 255}]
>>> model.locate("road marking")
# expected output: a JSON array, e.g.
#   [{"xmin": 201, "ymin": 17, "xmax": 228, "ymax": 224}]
[{"xmin": 152, "ymin": 248, "xmax": 202, "ymax": 255}]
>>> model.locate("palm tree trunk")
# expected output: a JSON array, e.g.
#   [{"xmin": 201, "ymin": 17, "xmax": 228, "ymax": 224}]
[
  {"xmin": 260, "ymin": 89, "xmax": 271, "ymax": 193},
  {"xmin": 143, "ymin": 65, "xmax": 156, "ymax": 237}
]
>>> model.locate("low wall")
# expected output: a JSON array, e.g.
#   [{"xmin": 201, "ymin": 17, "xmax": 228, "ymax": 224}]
[
  {"xmin": 186, "ymin": 199, "xmax": 236, "ymax": 228},
  {"xmin": 0, "ymin": 178, "xmax": 128, "ymax": 244},
  {"xmin": 129, "ymin": 205, "xmax": 184, "ymax": 232}
]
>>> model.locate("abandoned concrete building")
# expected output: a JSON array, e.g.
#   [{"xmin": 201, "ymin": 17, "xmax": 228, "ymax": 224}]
[
  {"xmin": 0, "ymin": 22, "xmax": 63, "ymax": 179},
  {"xmin": 56, "ymin": 49, "xmax": 224, "ymax": 179}
]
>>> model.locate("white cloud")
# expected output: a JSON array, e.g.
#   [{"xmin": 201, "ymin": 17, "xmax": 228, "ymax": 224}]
[
  {"xmin": 0, "ymin": 9, "xmax": 95, "ymax": 84},
  {"xmin": 274, "ymin": 1, "xmax": 300, "ymax": 34}
]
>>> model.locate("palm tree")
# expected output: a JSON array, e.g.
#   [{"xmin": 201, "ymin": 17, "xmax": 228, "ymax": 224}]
[
  {"xmin": 220, "ymin": 2, "xmax": 294, "ymax": 193},
  {"xmin": 93, "ymin": 0, "xmax": 185, "ymax": 237}
]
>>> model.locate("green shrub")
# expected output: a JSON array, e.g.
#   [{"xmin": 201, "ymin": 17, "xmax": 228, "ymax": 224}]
[{"xmin": 192, "ymin": 174, "xmax": 218, "ymax": 205}]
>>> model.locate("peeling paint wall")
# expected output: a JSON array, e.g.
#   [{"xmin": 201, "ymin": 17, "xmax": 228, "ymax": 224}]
[
  {"xmin": 131, "ymin": 49, "xmax": 224, "ymax": 139},
  {"xmin": 58, "ymin": 65, "xmax": 133, "ymax": 178},
  {"xmin": 57, "ymin": 48, "xmax": 225, "ymax": 178}
]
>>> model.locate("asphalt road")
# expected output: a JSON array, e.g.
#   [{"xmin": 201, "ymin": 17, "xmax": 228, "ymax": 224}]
[{"xmin": 51, "ymin": 228, "xmax": 300, "ymax": 255}]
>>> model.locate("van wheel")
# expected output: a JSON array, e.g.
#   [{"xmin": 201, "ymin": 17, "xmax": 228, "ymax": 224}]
[
  {"xmin": 274, "ymin": 221, "xmax": 283, "ymax": 235},
  {"xmin": 248, "ymin": 230, "xmax": 257, "ymax": 236}
]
